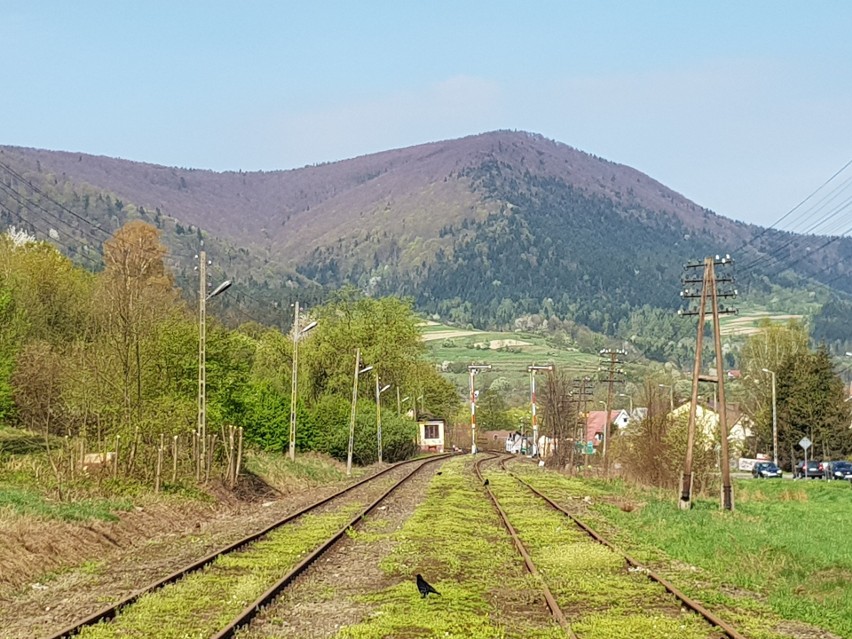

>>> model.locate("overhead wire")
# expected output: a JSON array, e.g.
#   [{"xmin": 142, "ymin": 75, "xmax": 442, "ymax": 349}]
[{"xmin": 731, "ymin": 158, "xmax": 852, "ymax": 255}]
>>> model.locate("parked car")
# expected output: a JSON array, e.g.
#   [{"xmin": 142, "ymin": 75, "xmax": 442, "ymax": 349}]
[
  {"xmin": 824, "ymin": 460, "xmax": 852, "ymax": 480},
  {"xmin": 752, "ymin": 462, "xmax": 782, "ymax": 478},
  {"xmin": 795, "ymin": 460, "xmax": 823, "ymax": 479}
]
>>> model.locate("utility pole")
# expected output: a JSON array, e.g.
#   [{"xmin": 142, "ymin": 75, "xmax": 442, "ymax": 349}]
[
  {"xmin": 528, "ymin": 364, "xmax": 554, "ymax": 457},
  {"xmin": 679, "ymin": 255, "xmax": 737, "ymax": 510},
  {"xmin": 195, "ymin": 249, "xmax": 231, "ymax": 479},
  {"xmin": 375, "ymin": 373, "xmax": 390, "ymax": 464},
  {"xmin": 289, "ymin": 302, "xmax": 317, "ymax": 461},
  {"xmin": 288, "ymin": 301, "xmax": 299, "ymax": 462},
  {"xmin": 197, "ymin": 249, "xmax": 207, "ymax": 476},
  {"xmin": 468, "ymin": 364, "xmax": 491, "ymax": 454},
  {"xmin": 347, "ymin": 349, "xmax": 373, "ymax": 476},
  {"xmin": 598, "ymin": 349, "xmax": 626, "ymax": 466},
  {"xmin": 572, "ymin": 376, "xmax": 595, "ymax": 470}
]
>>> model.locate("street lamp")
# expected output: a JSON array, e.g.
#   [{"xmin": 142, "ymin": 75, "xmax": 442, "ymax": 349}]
[
  {"xmin": 347, "ymin": 349, "xmax": 373, "ymax": 476},
  {"xmin": 288, "ymin": 301, "xmax": 317, "ymax": 461},
  {"xmin": 468, "ymin": 364, "xmax": 492, "ymax": 454},
  {"xmin": 617, "ymin": 392, "xmax": 633, "ymax": 414},
  {"xmin": 761, "ymin": 368, "xmax": 778, "ymax": 466},
  {"xmin": 658, "ymin": 384, "xmax": 674, "ymax": 413},
  {"xmin": 196, "ymin": 246, "xmax": 231, "ymax": 478},
  {"xmin": 375, "ymin": 374, "xmax": 391, "ymax": 463}
]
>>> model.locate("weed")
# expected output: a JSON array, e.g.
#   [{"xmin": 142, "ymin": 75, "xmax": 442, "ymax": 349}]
[
  {"xmin": 509, "ymin": 463, "xmax": 852, "ymax": 638},
  {"xmin": 335, "ymin": 459, "xmax": 564, "ymax": 639}
]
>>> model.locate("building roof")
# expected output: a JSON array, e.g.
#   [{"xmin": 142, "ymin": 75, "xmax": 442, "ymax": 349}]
[{"xmin": 584, "ymin": 410, "xmax": 625, "ymax": 443}]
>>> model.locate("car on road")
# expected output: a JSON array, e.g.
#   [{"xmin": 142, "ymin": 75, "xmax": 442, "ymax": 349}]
[
  {"xmin": 795, "ymin": 460, "xmax": 823, "ymax": 479},
  {"xmin": 752, "ymin": 462, "xmax": 782, "ymax": 478},
  {"xmin": 824, "ymin": 460, "xmax": 852, "ymax": 480}
]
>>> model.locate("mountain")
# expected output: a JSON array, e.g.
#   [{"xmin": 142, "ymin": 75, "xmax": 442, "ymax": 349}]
[{"xmin": 1, "ymin": 131, "xmax": 850, "ymax": 353}]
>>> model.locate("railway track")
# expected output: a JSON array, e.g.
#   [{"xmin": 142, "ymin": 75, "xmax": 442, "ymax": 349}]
[
  {"xmin": 50, "ymin": 453, "xmax": 451, "ymax": 639},
  {"xmin": 474, "ymin": 454, "xmax": 747, "ymax": 639}
]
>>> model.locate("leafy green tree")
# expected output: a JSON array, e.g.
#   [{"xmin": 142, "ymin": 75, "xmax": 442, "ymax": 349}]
[{"xmin": 777, "ymin": 345, "xmax": 852, "ymax": 464}]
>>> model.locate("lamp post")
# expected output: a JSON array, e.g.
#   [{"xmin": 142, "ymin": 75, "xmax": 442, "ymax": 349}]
[
  {"xmin": 196, "ymin": 248, "xmax": 231, "ymax": 477},
  {"xmin": 658, "ymin": 384, "xmax": 674, "ymax": 413},
  {"xmin": 617, "ymin": 392, "xmax": 633, "ymax": 414},
  {"xmin": 761, "ymin": 367, "xmax": 778, "ymax": 466},
  {"xmin": 528, "ymin": 364, "xmax": 554, "ymax": 457},
  {"xmin": 468, "ymin": 364, "xmax": 492, "ymax": 454},
  {"xmin": 347, "ymin": 349, "xmax": 373, "ymax": 476},
  {"xmin": 375, "ymin": 373, "xmax": 390, "ymax": 463},
  {"xmin": 288, "ymin": 301, "xmax": 317, "ymax": 461}
]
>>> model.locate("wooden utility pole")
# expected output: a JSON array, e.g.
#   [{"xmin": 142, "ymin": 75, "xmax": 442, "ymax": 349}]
[
  {"xmin": 679, "ymin": 255, "xmax": 737, "ymax": 510},
  {"xmin": 598, "ymin": 349, "xmax": 626, "ymax": 466}
]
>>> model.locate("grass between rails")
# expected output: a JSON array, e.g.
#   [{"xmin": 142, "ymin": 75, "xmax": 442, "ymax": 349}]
[
  {"xmin": 484, "ymin": 469, "xmax": 715, "ymax": 639},
  {"xmin": 332, "ymin": 458, "xmax": 564, "ymax": 639},
  {"xmin": 510, "ymin": 462, "xmax": 852, "ymax": 639},
  {"xmin": 74, "ymin": 493, "xmax": 384, "ymax": 639}
]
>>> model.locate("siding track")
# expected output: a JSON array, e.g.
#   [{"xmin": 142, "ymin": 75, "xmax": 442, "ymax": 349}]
[{"xmin": 50, "ymin": 454, "xmax": 451, "ymax": 639}]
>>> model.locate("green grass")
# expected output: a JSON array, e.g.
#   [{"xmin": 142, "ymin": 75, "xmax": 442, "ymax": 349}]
[
  {"xmin": 76, "ymin": 497, "xmax": 376, "ymax": 639},
  {"xmin": 0, "ymin": 485, "xmax": 132, "ymax": 521},
  {"xmin": 334, "ymin": 458, "xmax": 564, "ymax": 639},
  {"xmin": 510, "ymin": 463, "xmax": 852, "ymax": 639},
  {"xmin": 243, "ymin": 449, "xmax": 356, "ymax": 491},
  {"xmin": 484, "ymin": 470, "xmax": 715, "ymax": 639}
]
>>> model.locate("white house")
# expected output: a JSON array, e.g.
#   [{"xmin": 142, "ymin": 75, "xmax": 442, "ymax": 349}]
[{"xmin": 418, "ymin": 419, "xmax": 445, "ymax": 453}]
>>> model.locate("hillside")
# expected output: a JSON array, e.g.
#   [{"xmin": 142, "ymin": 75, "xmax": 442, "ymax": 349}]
[{"xmin": 1, "ymin": 131, "xmax": 850, "ymax": 357}]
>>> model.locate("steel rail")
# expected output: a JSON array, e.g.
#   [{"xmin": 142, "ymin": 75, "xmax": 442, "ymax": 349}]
[
  {"xmin": 474, "ymin": 454, "xmax": 576, "ymax": 638},
  {"xmin": 211, "ymin": 453, "xmax": 446, "ymax": 639},
  {"xmin": 499, "ymin": 457, "xmax": 748, "ymax": 639},
  {"xmin": 50, "ymin": 453, "xmax": 452, "ymax": 639}
]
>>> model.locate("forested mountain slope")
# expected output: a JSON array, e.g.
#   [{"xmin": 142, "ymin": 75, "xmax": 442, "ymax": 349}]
[{"xmin": 1, "ymin": 131, "xmax": 850, "ymax": 354}]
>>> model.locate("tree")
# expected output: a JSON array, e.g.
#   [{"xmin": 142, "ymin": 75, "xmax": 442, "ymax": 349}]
[
  {"xmin": 777, "ymin": 345, "xmax": 852, "ymax": 464},
  {"xmin": 92, "ymin": 221, "xmax": 182, "ymax": 432}
]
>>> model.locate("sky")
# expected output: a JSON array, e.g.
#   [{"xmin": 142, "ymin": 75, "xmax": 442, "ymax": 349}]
[{"xmin": 2, "ymin": 1, "xmax": 851, "ymax": 228}]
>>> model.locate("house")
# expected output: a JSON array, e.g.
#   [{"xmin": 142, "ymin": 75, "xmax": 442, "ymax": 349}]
[
  {"xmin": 668, "ymin": 403, "xmax": 753, "ymax": 453},
  {"xmin": 505, "ymin": 432, "xmax": 533, "ymax": 454},
  {"xmin": 584, "ymin": 409, "xmax": 631, "ymax": 448},
  {"xmin": 418, "ymin": 418, "xmax": 445, "ymax": 453}
]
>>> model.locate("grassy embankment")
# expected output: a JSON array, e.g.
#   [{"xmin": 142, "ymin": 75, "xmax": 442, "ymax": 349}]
[
  {"xmin": 510, "ymin": 463, "xmax": 852, "ymax": 639},
  {"xmin": 0, "ymin": 423, "xmax": 357, "ymax": 521},
  {"xmin": 334, "ymin": 457, "xmax": 564, "ymax": 639}
]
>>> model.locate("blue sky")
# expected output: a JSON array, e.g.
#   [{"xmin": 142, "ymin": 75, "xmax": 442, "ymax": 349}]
[{"xmin": 2, "ymin": 1, "xmax": 850, "ymax": 227}]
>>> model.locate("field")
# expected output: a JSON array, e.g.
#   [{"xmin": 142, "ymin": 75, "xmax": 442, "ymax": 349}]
[{"xmin": 420, "ymin": 320, "xmax": 600, "ymax": 395}]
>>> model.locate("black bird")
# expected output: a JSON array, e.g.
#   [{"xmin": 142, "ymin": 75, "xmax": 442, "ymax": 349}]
[
  {"xmin": 483, "ymin": 478, "xmax": 490, "ymax": 486},
  {"xmin": 416, "ymin": 574, "xmax": 440, "ymax": 598},
  {"xmin": 436, "ymin": 471, "xmax": 442, "ymax": 475}
]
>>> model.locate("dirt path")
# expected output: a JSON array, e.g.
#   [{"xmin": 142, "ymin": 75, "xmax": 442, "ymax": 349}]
[{"xmin": 239, "ymin": 461, "xmax": 443, "ymax": 638}]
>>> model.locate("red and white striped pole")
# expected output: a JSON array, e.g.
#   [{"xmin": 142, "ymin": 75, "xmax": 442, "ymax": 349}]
[{"xmin": 468, "ymin": 364, "xmax": 491, "ymax": 454}]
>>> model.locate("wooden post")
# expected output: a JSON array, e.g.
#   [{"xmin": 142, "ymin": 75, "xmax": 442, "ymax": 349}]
[
  {"xmin": 172, "ymin": 435, "xmax": 178, "ymax": 483},
  {"xmin": 235, "ymin": 427, "xmax": 244, "ymax": 486},
  {"xmin": 113, "ymin": 435, "xmax": 120, "ymax": 478},
  {"xmin": 155, "ymin": 434, "xmax": 164, "ymax": 493},
  {"xmin": 227, "ymin": 426, "xmax": 235, "ymax": 488}
]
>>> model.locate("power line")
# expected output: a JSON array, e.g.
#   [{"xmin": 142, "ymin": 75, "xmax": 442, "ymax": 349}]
[
  {"xmin": 731, "ymin": 158, "xmax": 852, "ymax": 255},
  {"xmin": 0, "ymin": 161, "xmax": 115, "ymax": 239}
]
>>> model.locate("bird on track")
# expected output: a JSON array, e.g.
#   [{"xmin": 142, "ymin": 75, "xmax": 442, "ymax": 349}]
[
  {"xmin": 416, "ymin": 574, "xmax": 441, "ymax": 598},
  {"xmin": 483, "ymin": 478, "xmax": 490, "ymax": 486}
]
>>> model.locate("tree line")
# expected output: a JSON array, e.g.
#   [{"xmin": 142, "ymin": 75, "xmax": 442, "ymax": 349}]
[{"xmin": 0, "ymin": 221, "xmax": 459, "ymax": 487}]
